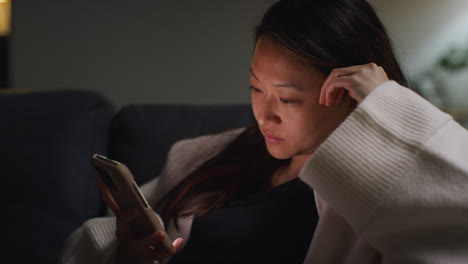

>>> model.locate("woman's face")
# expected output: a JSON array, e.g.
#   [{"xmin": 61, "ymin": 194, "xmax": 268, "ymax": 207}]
[{"xmin": 250, "ymin": 37, "xmax": 352, "ymax": 161}]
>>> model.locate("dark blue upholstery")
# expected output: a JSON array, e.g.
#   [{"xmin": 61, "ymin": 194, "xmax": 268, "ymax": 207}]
[
  {"xmin": 1, "ymin": 90, "xmax": 115, "ymax": 264},
  {"xmin": 108, "ymin": 104, "xmax": 255, "ymax": 185},
  {"xmin": 2, "ymin": 90, "xmax": 255, "ymax": 264}
]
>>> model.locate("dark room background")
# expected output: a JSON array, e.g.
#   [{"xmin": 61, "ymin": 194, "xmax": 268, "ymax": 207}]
[{"xmin": 3, "ymin": 0, "xmax": 468, "ymax": 123}]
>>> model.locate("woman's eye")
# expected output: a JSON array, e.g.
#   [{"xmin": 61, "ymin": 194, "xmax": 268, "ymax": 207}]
[
  {"xmin": 249, "ymin": 86, "xmax": 297, "ymax": 104},
  {"xmin": 249, "ymin": 85, "xmax": 262, "ymax": 93},
  {"xmin": 280, "ymin": 98, "xmax": 297, "ymax": 104}
]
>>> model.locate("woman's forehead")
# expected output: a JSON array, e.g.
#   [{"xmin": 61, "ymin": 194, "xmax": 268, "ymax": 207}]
[{"xmin": 251, "ymin": 37, "xmax": 325, "ymax": 84}]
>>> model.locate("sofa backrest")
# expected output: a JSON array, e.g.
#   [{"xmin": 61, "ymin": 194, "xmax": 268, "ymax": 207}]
[
  {"xmin": 108, "ymin": 104, "xmax": 255, "ymax": 185},
  {"xmin": 1, "ymin": 89, "xmax": 115, "ymax": 264},
  {"xmin": 2, "ymin": 89, "xmax": 255, "ymax": 264}
]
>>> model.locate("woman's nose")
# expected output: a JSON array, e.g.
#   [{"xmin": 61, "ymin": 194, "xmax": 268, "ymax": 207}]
[{"xmin": 256, "ymin": 97, "xmax": 281, "ymax": 126}]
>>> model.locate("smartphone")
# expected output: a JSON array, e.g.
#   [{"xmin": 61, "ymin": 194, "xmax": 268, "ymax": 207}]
[{"xmin": 91, "ymin": 153, "xmax": 173, "ymax": 252}]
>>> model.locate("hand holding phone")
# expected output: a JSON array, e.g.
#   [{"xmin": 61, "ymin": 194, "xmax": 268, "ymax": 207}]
[{"xmin": 91, "ymin": 154, "xmax": 174, "ymax": 253}]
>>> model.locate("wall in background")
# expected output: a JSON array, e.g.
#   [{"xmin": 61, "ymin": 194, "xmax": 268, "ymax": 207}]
[
  {"xmin": 11, "ymin": 0, "xmax": 468, "ymax": 107},
  {"xmin": 369, "ymin": 0, "xmax": 468, "ymax": 80},
  {"xmin": 12, "ymin": 0, "xmax": 273, "ymax": 106}
]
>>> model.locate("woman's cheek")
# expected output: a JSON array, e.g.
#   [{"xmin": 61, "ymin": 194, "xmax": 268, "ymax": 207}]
[{"xmin": 251, "ymin": 96, "xmax": 261, "ymax": 119}]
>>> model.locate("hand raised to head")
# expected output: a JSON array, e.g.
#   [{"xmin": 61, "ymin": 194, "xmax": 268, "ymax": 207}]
[{"xmin": 319, "ymin": 63, "xmax": 389, "ymax": 106}]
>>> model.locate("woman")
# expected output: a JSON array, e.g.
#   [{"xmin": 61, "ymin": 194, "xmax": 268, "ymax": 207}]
[{"xmin": 61, "ymin": 0, "xmax": 468, "ymax": 263}]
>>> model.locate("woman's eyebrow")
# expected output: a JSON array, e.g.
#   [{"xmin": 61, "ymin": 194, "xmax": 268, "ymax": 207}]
[
  {"xmin": 249, "ymin": 67, "xmax": 304, "ymax": 91},
  {"xmin": 274, "ymin": 82, "xmax": 304, "ymax": 91}
]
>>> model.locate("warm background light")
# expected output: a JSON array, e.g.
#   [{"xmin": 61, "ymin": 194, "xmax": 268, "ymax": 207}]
[{"xmin": 0, "ymin": 0, "xmax": 11, "ymax": 36}]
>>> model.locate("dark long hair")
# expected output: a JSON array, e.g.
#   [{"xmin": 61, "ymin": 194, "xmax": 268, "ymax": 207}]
[
  {"xmin": 256, "ymin": 0, "xmax": 408, "ymax": 85},
  {"xmin": 158, "ymin": 0, "xmax": 408, "ymax": 225}
]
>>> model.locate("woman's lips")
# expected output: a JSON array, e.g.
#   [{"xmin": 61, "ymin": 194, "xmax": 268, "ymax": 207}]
[{"xmin": 264, "ymin": 132, "xmax": 284, "ymax": 144}]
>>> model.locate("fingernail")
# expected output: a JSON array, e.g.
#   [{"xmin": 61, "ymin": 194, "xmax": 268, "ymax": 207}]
[{"xmin": 174, "ymin": 238, "xmax": 184, "ymax": 248}]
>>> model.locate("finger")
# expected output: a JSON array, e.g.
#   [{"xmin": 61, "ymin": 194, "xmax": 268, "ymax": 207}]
[
  {"xmin": 148, "ymin": 243, "xmax": 181, "ymax": 261},
  {"xmin": 319, "ymin": 72, "xmax": 334, "ymax": 105},
  {"xmin": 334, "ymin": 88, "xmax": 346, "ymax": 104},
  {"xmin": 147, "ymin": 233, "xmax": 179, "ymax": 260},
  {"xmin": 96, "ymin": 174, "xmax": 120, "ymax": 215},
  {"xmin": 150, "ymin": 231, "xmax": 184, "ymax": 254},
  {"xmin": 320, "ymin": 67, "xmax": 358, "ymax": 105},
  {"xmin": 323, "ymin": 76, "xmax": 348, "ymax": 107},
  {"xmin": 327, "ymin": 88, "xmax": 343, "ymax": 106},
  {"xmin": 148, "ymin": 247, "xmax": 175, "ymax": 261},
  {"xmin": 147, "ymin": 231, "xmax": 169, "ymax": 250},
  {"xmin": 115, "ymin": 208, "xmax": 140, "ymax": 240},
  {"xmin": 326, "ymin": 79, "xmax": 358, "ymax": 105},
  {"xmin": 326, "ymin": 86, "xmax": 345, "ymax": 106},
  {"xmin": 118, "ymin": 208, "xmax": 140, "ymax": 224},
  {"xmin": 173, "ymin": 238, "xmax": 184, "ymax": 250}
]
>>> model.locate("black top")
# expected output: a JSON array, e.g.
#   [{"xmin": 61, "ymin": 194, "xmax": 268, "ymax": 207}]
[{"xmin": 170, "ymin": 178, "xmax": 319, "ymax": 264}]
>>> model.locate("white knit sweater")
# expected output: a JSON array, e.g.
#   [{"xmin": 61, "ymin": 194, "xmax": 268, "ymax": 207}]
[{"xmin": 59, "ymin": 81, "xmax": 468, "ymax": 264}]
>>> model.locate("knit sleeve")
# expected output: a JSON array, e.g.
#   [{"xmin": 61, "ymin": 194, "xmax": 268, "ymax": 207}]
[
  {"xmin": 299, "ymin": 81, "xmax": 468, "ymax": 262},
  {"xmin": 58, "ymin": 217, "xmax": 118, "ymax": 264}
]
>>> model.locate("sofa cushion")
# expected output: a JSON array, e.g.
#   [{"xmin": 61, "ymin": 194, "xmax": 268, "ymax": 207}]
[
  {"xmin": 0, "ymin": 89, "xmax": 115, "ymax": 264},
  {"xmin": 108, "ymin": 104, "xmax": 255, "ymax": 185}
]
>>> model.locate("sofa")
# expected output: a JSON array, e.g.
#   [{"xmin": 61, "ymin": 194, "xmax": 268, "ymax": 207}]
[{"xmin": 2, "ymin": 89, "xmax": 255, "ymax": 264}]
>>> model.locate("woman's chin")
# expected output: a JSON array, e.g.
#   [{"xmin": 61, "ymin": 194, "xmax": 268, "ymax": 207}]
[{"xmin": 266, "ymin": 145, "xmax": 293, "ymax": 160}]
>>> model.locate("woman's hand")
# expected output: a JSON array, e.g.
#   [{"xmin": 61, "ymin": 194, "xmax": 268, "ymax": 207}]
[
  {"xmin": 319, "ymin": 63, "xmax": 389, "ymax": 106},
  {"xmin": 96, "ymin": 176, "xmax": 184, "ymax": 264},
  {"xmin": 114, "ymin": 209, "xmax": 184, "ymax": 264}
]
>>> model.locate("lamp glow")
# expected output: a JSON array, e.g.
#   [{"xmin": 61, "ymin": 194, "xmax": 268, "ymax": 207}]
[{"xmin": 0, "ymin": 0, "xmax": 11, "ymax": 36}]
